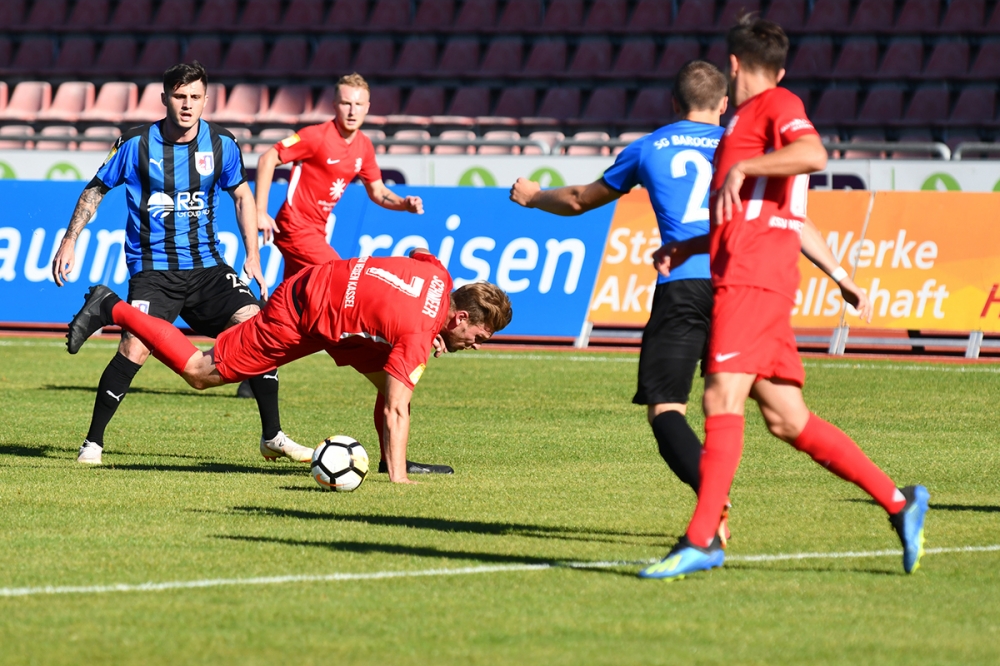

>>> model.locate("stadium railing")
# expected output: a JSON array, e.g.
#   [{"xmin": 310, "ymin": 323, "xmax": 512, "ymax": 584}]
[{"xmin": 951, "ymin": 143, "xmax": 1000, "ymax": 160}]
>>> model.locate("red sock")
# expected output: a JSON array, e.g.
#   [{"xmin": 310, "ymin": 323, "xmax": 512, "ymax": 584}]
[
  {"xmin": 686, "ymin": 414, "xmax": 745, "ymax": 547},
  {"xmin": 793, "ymin": 414, "xmax": 905, "ymax": 514},
  {"xmin": 373, "ymin": 392, "xmax": 386, "ymax": 460},
  {"xmin": 111, "ymin": 301, "xmax": 198, "ymax": 375}
]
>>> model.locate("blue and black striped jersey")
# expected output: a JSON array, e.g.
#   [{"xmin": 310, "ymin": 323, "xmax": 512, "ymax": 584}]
[{"xmin": 95, "ymin": 119, "xmax": 247, "ymax": 275}]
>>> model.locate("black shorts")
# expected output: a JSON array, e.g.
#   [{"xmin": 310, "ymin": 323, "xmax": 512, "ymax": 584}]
[
  {"xmin": 125, "ymin": 264, "xmax": 261, "ymax": 339},
  {"xmin": 632, "ymin": 278, "xmax": 714, "ymax": 406}
]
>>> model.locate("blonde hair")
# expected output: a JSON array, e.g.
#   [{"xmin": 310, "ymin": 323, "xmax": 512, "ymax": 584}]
[
  {"xmin": 336, "ymin": 72, "xmax": 370, "ymax": 93},
  {"xmin": 451, "ymin": 283, "xmax": 513, "ymax": 333}
]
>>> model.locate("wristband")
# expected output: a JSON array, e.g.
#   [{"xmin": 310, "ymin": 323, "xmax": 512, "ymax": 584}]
[{"xmin": 830, "ymin": 267, "xmax": 848, "ymax": 283}]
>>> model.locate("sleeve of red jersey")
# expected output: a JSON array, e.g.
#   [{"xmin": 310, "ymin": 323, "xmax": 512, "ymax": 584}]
[
  {"xmin": 358, "ymin": 134, "xmax": 382, "ymax": 184},
  {"xmin": 770, "ymin": 89, "xmax": 820, "ymax": 145},
  {"xmin": 383, "ymin": 333, "xmax": 432, "ymax": 390},
  {"xmin": 274, "ymin": 123, "xmax": 321, "ymax": 163}
]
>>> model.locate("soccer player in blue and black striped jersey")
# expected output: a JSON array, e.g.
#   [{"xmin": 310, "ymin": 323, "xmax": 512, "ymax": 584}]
[{"xmin": 53, "ymin": 62, "xmax": 312, "ymax": 465}]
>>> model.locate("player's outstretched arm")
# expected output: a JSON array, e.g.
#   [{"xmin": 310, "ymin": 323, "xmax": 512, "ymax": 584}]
[
  {"xmin": 253, "ymin": 146, "xmax": 283, "ymax": 244},
  {"xmin": 652, "ymin": 235, "xmax": 710, "ymax": 278},
  {"xmin": 366, "ymin": 180, "xmax": 423, "ymax": 214},
  {"xmin": 230, "ymin": 181, "xmax": 268, "ymax": 301},
  {"xmin": 52, "ymin": 178, "xmax": 109, "ymax": 286},
  {"xmin": 509, "ymin": 177, "xmax": 621, "ymax": 216},
  {"xmin": 801, "ymin": 217, "xmax": 872, "ymax": 322},
  {"xmin": 382, "ymin": 373, "xmax": 416, "ymax": 484}
]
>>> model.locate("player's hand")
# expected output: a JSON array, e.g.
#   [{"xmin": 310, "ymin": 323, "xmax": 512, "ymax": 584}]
[
  {"xmin": 715, "ymin": 164, "xmax": 746, "ymax": 223},
  {"xmin": 838, "ymin": 277, "xmax": 873, "ymax": 323},
  {"xmin": 51, "ymin": 237, "xmax": 76, "ymax": 287},
  {"xmin": 404, "ymin": 195, "xmax": 424, "ymax": 214},
  {"xmin": 257, "ymin": 211, "xmax": 278, "ymax": 244},
  {"xmin": 432, "ymin": 334, "xmax": 448, "ymax": 358},
  {"xmin": 652, "ymin": 241, "xmax": 690, "ymax": 278},
  {"xmin": 242, "ymin": 258, "xmax": 269, "ymax": 302},
  {"xmin": 509, "ymin": 177, "xmax": 541, "ymax": 207}
]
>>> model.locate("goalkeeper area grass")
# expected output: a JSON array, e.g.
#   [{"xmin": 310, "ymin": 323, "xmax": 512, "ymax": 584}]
[{"xmin": 1, "ymin": 337, "xmax": 997, "ymax": 665}]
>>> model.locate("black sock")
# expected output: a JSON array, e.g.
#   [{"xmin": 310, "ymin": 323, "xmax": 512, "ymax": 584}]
[
  {"xmin": 249, "ymin": 371, "xmax": 281, "ymax": 440},
  {"xmin": 86, "ymin": 352, "xmax": 142, "ymax": 448},
  {"xmin": 650, "ymin": 410, "xmax": 703, "ymax": 494}
]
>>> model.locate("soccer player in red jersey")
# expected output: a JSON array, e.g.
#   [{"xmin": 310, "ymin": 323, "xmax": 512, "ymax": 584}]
[
  {"xmin": 639, "ymin": 15, "xmax": 929, "ymax": 581},
  {"xmin": 254, "ymin": 72, "xmax": 424, "ymax": 280},
  {"xmin": 66, "ymin": 252, "xmax": 512, "ymax": 483}
]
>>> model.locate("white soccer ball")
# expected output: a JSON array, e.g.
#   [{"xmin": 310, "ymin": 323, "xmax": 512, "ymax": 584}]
[{"xmin": 311, "ymin": 436, "xmax": 369, "ymax": 492}]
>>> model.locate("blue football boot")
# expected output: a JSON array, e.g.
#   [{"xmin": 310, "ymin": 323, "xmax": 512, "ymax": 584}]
[
  {"xmin": 889, "ymin": 485, "xmax": 930, "ymax": 574},
  {"xmin": 639, "ymin": 536, "xmax": 725, "ymax": 581}
]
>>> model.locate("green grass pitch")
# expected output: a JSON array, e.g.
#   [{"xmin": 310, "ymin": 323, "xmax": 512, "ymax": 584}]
[{"xmin": 1, "ymin": 337, "xmax": 998, "ymax": 665}]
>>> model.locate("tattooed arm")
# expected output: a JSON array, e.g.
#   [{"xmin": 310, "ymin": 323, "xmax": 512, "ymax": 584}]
[
  {"xmin": 364, "ymin": 179, "xmax": 423, "ymax": 215},
  {"xmin": 52, "ymin": 178, "xmax": 110, "ymax": 286}
]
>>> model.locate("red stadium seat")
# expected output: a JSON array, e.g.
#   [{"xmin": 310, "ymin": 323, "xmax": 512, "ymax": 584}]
[
  {"xmin": 480, "ymin": 130, "xmax": 521, "ymax": 155},
  {"xmin": 841, "ymin": 131, "xmax": 885, "ymax": 159},
  {"xmin": 949, "ymin": 85, "xmax": 995, "ymax": 124},
  {"xmin": 0, "ymin": 0, "xmax": 26, "ymax": 27},
  {"xmin": 369, "ymin": 0, "xmax": 410, "ymax": 29},
  {"xmin": 806, "ymin": 0, "xmax": 850, "ymax": 30},
  {"xmin": 92, "ymin": 37, "xmax": 137, "ymax": 76},
  {"xmin": 299, "ymin": 86, "xmax": 338, "ymax": 123},
  {"xmin": 240, "ymin": 0, "xmax": 281, "ymax": 28},
  {"xmin": 924, "ymin": 41, "xmax": 969, "ymax": 78},
  {"xmin": 941, "ymin": 0, "xmax": 984, "ymax": 30},
  {"xmin": 448, "ymin": 87, "xmax": 491, "ymax": 116},
  {"xmin": 673, "ymin": 0, "xmax": 714, "ymax": 30},
  {"xmin": 36, "ymin": 126, "xmax": 78, "ymax": 151},
  {"xmin": 764, "ymin": 0, "xmax": 806, "ymax": 29},
  {"xmin": 220, "ymin": 37, "xmax": 265, "ymax": 76},
  {"xmin": 657, "ymin": 39, "xmax": 701, "ymax": 77},
  {"xmin": 183, "ymin": 37, "xmax": 224, "ymax": 70},
  {"xmin": 325, "ymin": 0, "xmax": 369, "ymax": 28},
  {"xmin": 152, "ymin": 0, "xmax": 196, "ymax": 28},
  {"xmin": 282, "ymin": 0, "xmax": 326, "ymax": 28},
  {"xmin": 110, "ymin": 0, "xmax": 152, "ymax": 27},
  {"xmin": 969, "ymin": 40, "xmax": 1000, "ymax": 79},
  {"xmin": 388, "ymin": 129, "xmax": 431, "ymax": 154},
  {"xmin": 523, "ymin": 39, "xmax": 567, "ymax": 75},
  {"xmin": 264, "ymin": 37, "xmax": 309, "ymax": 77},
  {"xmin": 0, "ymin": 125, "xmax": 34, "ymax": 150},
  {"xmin": 579, "ymin": 87, "xmax": 626, "ymax": 123},
  {"xmin": 196, "ymin": 0, "xmax": 238, "ymax": 29},
  {"xmin": 415, "ymin": 0, "xmax": 454, "ymax": 28},
  {"xmin": 52, "ymin": 37, "xmax": 96, "ymax": 75},
  {"xmin": 480, "ymin": 37, "xmax": 523, "ymax": 74},
  {"xmin": 433, "ymin": 129, "xmax": 476, "ymax": 155},
  {"xmin": 718, "ymin": 0, "xmax": 760, "ymax": 27},
  {"xmin": 877, "ymin": 40, "xmax": 923, "ymax": 78},
  {"xmin": 705, "ymin": 39, "xmax": 728, "ymax": 70},
  {"xmin": 568, "ymin": 38, "xmax": 612, "ymax": 76},
  {"xmin": 788, "ymin": 38, "xmax": 833, "ymax": 79},
  {"xmin": 494, "ymin": 87, "xmax": 536, "ymax": 118},
  {"xmin": 353, "ymin": 38, "xmax": 396, "ymax": 77},
  {"xmin": 613, "ymin": 39, "xmax": 656, "ymax": 76},
  {"xmin": 543, "ymin": 0, "xmax": 584, "ymax": 29},
  {"xmin": 257, "ymin": 85, "xmax": 313, "ymax": 124},
  {"xmin": 38, "ymin": 82, "xmax": 94, "ymax": 122},
  {"xmin": 123, "ymin": 83, "xmax": 166, "ymax": 123},
  {"xmin": 896, "ymin": 0, "xmax": 941, "ymax": 31},
  {"xmin": 585, "ymin": 0, "xmax": 626, "ymax": 29},
  {"xmin": 81, "ymin": 82, "xmax": 138, "ymax": 123},
  {"xmin": 307, "ymin": 38, "xmax": 352, "ymax": 77},
  {"xmin": 136, "ymin": 37, "xmax": 179, "ymax": 77},
  {"xmin": 857, "ymin": 86, "xmax": 904, "ymax": 124},
  {"xmin": 394, "ymin": 38, "xmax": 438, "ymax": 75},
  {"xmin": 204, "ymin": 83, "xmax": 226, "ymax": 119},
  {"xmin": 811, "ymin": 87, "xmax": 858, "ymax": 125},
  {"xmin": 453, "ymin": 0, "xmax": 496, "ymax": 30},
  {"xmin": 369, "ymin": 85, "xmax": 401, "ymax": 115},
  {"xmin": 0, "ymin": 81, "xmax": 7, "ymax": 111},
  {"xmin": 523, "ymin": 130, "xmax": 564, "ymax": 154},
  {"xmin": 25, "ymin": 0, "xmax": 67, "ymax": 27},
  {"xmin": 498, "ymin": 0, "xmax": 541, "ymax": 30},
  {"xmin": 850, "ymin": 0, "xmax": 893, "ymax": 30},
  {"xmin": 782, "ymin": 85, "xmax": 811, "ymax": 113},
  {"xmin": 79, "ymin": 126, "xmax": 121, "ymax": 152},
  {"xmin": 833, "ymin": 38, "xmax": 878, "ymax": 78},
  {"xmin": 254, "ymin": 128, "xmax": 295, "ymax": 153},
  {"xmin": 361, "ymin": 128, "xmax": 386, "ymax": 153},
  {"xmin": 66, "ymin": 0, "xmax": 109, "ymax": 28},
  {"xmin": 628, "ymin": 88, "xmax": 671, "ymax": 124},
  {"xmin": 626, "ymin": 0, "xmax": 670, "ymax": 31},
  {"xmin": 10, "ymin": 38, "xmax": 55, "ymax": 74},
  {"xmin": 536, "ymin": 87, "xmax": 580, "ymax": 121},
  {"xmin": 403, "ymin": 87, "xmax": 446, "ymax": 116},
  {"xmin": 437, "ymin": 38, "xmax": 479, "ymax": 74},
  {"xmin": 903, "ymin": 85, "xmax": 950, "ymax": 124},
  {"xmin": 566, "ymin": 131, "xmax": 610, "ymax": 156},
  {"xmin": 212, "ymin": 84, "xmax": 269, "ymax": 125}
]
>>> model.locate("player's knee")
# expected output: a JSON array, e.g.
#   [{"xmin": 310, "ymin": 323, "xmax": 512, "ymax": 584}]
[
  {"xmin": 761, "ymin": 412, "xmax": 804, "ymax": 443},
  {"xmin": 227, "ymin": 304, "xmax": 260, "ymax": 327},
  {"xmin": 119, "ymin": 334, "xmax": 151, "ymax": 364}
]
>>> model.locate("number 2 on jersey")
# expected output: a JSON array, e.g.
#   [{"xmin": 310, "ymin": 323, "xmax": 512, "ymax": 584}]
[{"xmin": 670, "ymin": 149, "xmax": 713, "ymax": 224}]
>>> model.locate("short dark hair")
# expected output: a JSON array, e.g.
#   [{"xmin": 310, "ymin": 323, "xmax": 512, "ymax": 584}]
[
  {"xmin": 163, "ymin": 61, "xmax": 208, "ymax": 93},
  {"xmin": 673, "ymin": 60, "xmax": 728, "ymax": 114},
  {"xmin": 727, "ymin": 13, "xmax": 789, "ymax": 76}
]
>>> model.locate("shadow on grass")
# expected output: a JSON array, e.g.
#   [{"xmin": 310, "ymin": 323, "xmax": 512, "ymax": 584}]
[
  {"xmin": 842, "ymin": 498, "xmax": 1000, "ymax": 513},
  {"xmin": 108, "ymin": 462, "xmax": 306, "ymax": 476},
  {"xmin": 0, "ymin": 443, "xmax": 225, "ymax": 462},
  {"xmin": 42, "ymin": 385, "xmax": 236, "ymax": 399},
  {"xmin": 726, "ymin": 562, "xmax": 901, "ymax": 577}
]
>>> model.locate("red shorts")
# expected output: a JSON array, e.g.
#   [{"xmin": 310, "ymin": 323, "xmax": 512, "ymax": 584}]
[
  {"xmin": 274, "ymin": 229, "xmax": 340, "ymax": 281},
  {"xmin": 705, "ymin": 285, "xmax": 804, "ymax": 386}
]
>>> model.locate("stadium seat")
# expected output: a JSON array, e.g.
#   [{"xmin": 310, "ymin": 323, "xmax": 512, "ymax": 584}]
[
  {"xmin": 369, "ymin": 0, "xmax": 410, "ymax": 29},
  {"xmin": 969, "ymin": 40, "xmax": 1000, "ymax": 79},
  {"xmin": 437, "ymin": 38, "xmax": 480, "ymax": 74},
  {"xmin": 578, "ymin": 87, "xmax": 626, "ymax": 123},
  {"xmin": 388, "ymin": 129, "xmax": 431, "ymax": 154},
  {"xmin": 717, "ymin": 0, "xmax": 761, "ymax": 27},
  {"xmin": 307, "ymin": 38, "xmax": 352, "ymax": 77},
  {"xmin": 448, "ymin": 87, "xmax": 491, "ymax": 117},
  {"xmin": 225, "ymin": 126, "xmax": 253, "ymax": 153},
  {"xmin": 705, "ymin": 39, "xmax": 729, "ymax": 70},
  {"xmin": 433, "ymin": 129, "xmax": 476, "ymax": 154},
  {"xmin": 204, "ymin": 83, "xmax": 227, "ymax": 119},
  {"xmin": 0, "ymin": 81, "xmax": 51, "ymax": 122},
  {"xmin": 568, "ymin": 38, "xmax": 612, "ymax": 76},
  {"xmin": 941, "ymin": 0, "xmax": 984, "ymax": 30},
  {"xmin": 0, "ymin": 125, "xmax": 34, "ymax": 150},
  {"xmin": 38, "ymin": 82, "xmax": 94, "ymax": 122},
  {"xmin": 353, "ymin": 38, "xmax": 396, "ymax": 77},
  {"xmin": 362, "ymin": 128, "xmax": 387, "ymax": 153},
  {"xmin": 0, "ymin": 0, "xmax": 26, "ymax": 27},
  {"xmin": 479, "ymin": 130, "xmax": 521, "ymax": 154},
  {"xmin": 833, "ymin": 39, "xmax": 878, "ymax": 78},
  {"xmin": 893, "ymin": 129, "xmax": 937, "ymax": 158},
  {"xmin": 0, "ymin": 82, "xmax": 7, "ymax": 112},
  {"xmin": 257, "ymin": 85, "xmax": 312, "ymax": 124},
  {"xmin": 902, "ymin": 85, "xmax": 950, "ymax": 125},
  {"xmin": 51, "ymin": 37, "xmax": 96, "ymax": 76},
  {"xmin": 536, "ymin": 87, "xmax": 581, "ymax": 121},
  {"xmin": 498, "ymin": 0, "xmax": 541, "ymax": 30},
  {"xmin": 325, "ymin": 0, "xmax": 369, "ymax": 29},
  {"xmin": 857, "ymin": 86, "xmax": 904, "ymax": 125},
  {"xmin": 850, "ymin": 0, "xmax": 893, "ymax": 30},
  {"xmin": 924, "ymin": 41, "xmax": 969, "ymax": 78},
  {"xmin": 625, "ymin": 0, "xmax": 670, "ymax": 31},
  {"xmin": 196, "ymin": 0, "xmax": 238, "ymax": 29},
  {"xmin": 91, "ymin": 37, "xmax": 137, "ymax": 76},
  {"xmin": 948, "ymin": 85, "xmax": 995, "ymax": 125},
  {"xmin": 613, "ymin": 39, "xmax": 655, "ymax": 76},
  {"xmin": 36, "ymin": 126, "xmax": 77, "ymax": 151},
  {"xmin": 264, "ymin": 37, "xmax": 309, "ymax": 77},
  {"xmin": 657, "ymin": 39, "xmax": 701, "ymax": 77},
  {"xmin": 402, "ymin": 87, "xmax": 446, "ymax": 116},
  {"xmin": 543, "ymin": 0, "xmax": 584, "ymax": 29},
  {"xmin": 79, "ymin": 126, "xmax": 121, "ymax": 152},
  {"xmin": 877, "ymin": 40, "xmax": 923, "ymax": 79},
  {"xmin": 239, "ymin": 0, "xmax": 281, "ymax": 28},
  {"xmin": 764, "ymin": 0, "xmax": 806, "ymax": 29},
  {"xmin": 783, "ymin": 85, "xmax": 811, "ymax": 113},
  {"xmin": 136, "ymin": 37, "xmax": 180, "ymax": 77},
  {"xmin": 811, "ymin": 87, "xmax": 858, "ymax": 126},
  {"xmin": 805, "ymin": 0, "xmax": 850, "ymax": 30},
  {"xmin": 183, "ymin": 37, "xmax": 223, "ymax": 71},
  {"xmin": 414, "ymin": 0, "xmax": 454, "ymax": 29},
  {"xmin": 566, "ymin": 131, "xmax": 610, "ymax": 156},
  {"xmin": 673, "ymin": 0, "xmax": 716, "ymax": 30},
  {"xmin": 152, "ymin": 0, "xmax": 196, "ymax": 28},
  {"xmin": 493, "ymin": 87, "xmax": 536, "ymax": 118},
  {"xmin": 123, "ymin": 83, "xmax": 165, "ymax": 123},
  {"xmin": 282, "ymin": 0, "xmax": 326, "ymax": 28},
  {"xmin": 584, "ymin": 0, "xmax": 627, "ymax": 30},
  {"xmin": 523, "ymin": 39, "xmax": 567, "ymax": 76},
  {"xmin": 25, "ymin": 0, "xmax": 67, "ymax": 27},
  {"xmin": 10, "ymin": 38, "xmax": 55, "ymax": 74},
  {"xmin": 298, "ymin": 86, "xmax": 337, "ymax": 123},
  {"xmin": 369, "ymin": 85, "xmax": 401, "ymax": 115},
  {"xmin": 523, "ymin": 130, "xmax": 564, "ymax": 155},
  {"xmin": 0, "ymin": 39, "xmax": 11, "ymax": 70},
  {"xmin": 842, "ymin": 131, "xmax": 886, "ymax": 159},
  {"xmin": 80, "ymin": 82, "xmax": 137, "ymax": 123},
  {"xmin": 480, "ymin": 37, "xmax": 523, "ymax": 74},
  {"xmin": 628, "ymin": 87, "xmax": 671, "ymax": 124},
  {"xmin": 66, "ymin": 0, "xmax": 109, "ymax": 28},
  {"xmin": 254, "ymin": 128, "xmax": 295, "ymax": 153},
  {"xmin": 896, "ymin": 0, "xmax": 941, "ymax": 31},
  {"xmin": 453, "ymin": 0, "xmax": 496, "ymax": 30},
  {"xmin": 220, "ymin": 37, "xmax": 266, "ymax": 77},
  {"xmin": 615, "ymin": 131, "xmax": 648, "ymax": 149},
  {"xmin": 788, "ymin": 38, "xmax": 833, "ymax": 79},
  {"xmin": 110, "ymin": 0, "xmax": 152, "ymax": 27},
  {"xmin": 212, "ymin": 84, "xmax": 269, "ymax": 125},
  {"xmin": 395, "ymin": 38, "xmax": 438, "ymax": 76},
  {"xmin": 986, "ymin": 1, "xmax": 1000, "ymax": 29}
]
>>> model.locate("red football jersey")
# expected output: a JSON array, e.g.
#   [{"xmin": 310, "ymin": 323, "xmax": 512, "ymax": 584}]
[
  {"xmin": 274, "ymin": 122, "xmax": 382, "ymax": 236},
  {"xmin": 299, "ymin": 254, "xmax": 453, "ymax": 390},
  {"xmin": 709, "ymin": 87, "xmax": 819, "ymax": 299}
]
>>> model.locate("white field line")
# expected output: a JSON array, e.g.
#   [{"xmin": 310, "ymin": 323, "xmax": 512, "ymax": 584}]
[{"xmin": 1, "ymin": 544, "xmax": 997, "ymax": 599}]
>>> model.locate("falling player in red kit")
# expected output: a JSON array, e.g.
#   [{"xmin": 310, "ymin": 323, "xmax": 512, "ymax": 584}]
[
  {"xmin": 639, "ymin": 15, "xmax": 928, "ymax": 581},
  {"xmin": 66, "ymin": 252, "xmax": 512, "ymax": 483}
]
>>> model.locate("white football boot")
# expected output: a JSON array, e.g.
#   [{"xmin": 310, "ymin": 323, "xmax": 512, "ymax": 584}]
[
  {"xmin": 260, "ymin": 431, "xmax": 313, "ymax": 463},
  {"xmin": 77, "ymin": 440, "xmax": 103, "ymax": 465}
]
